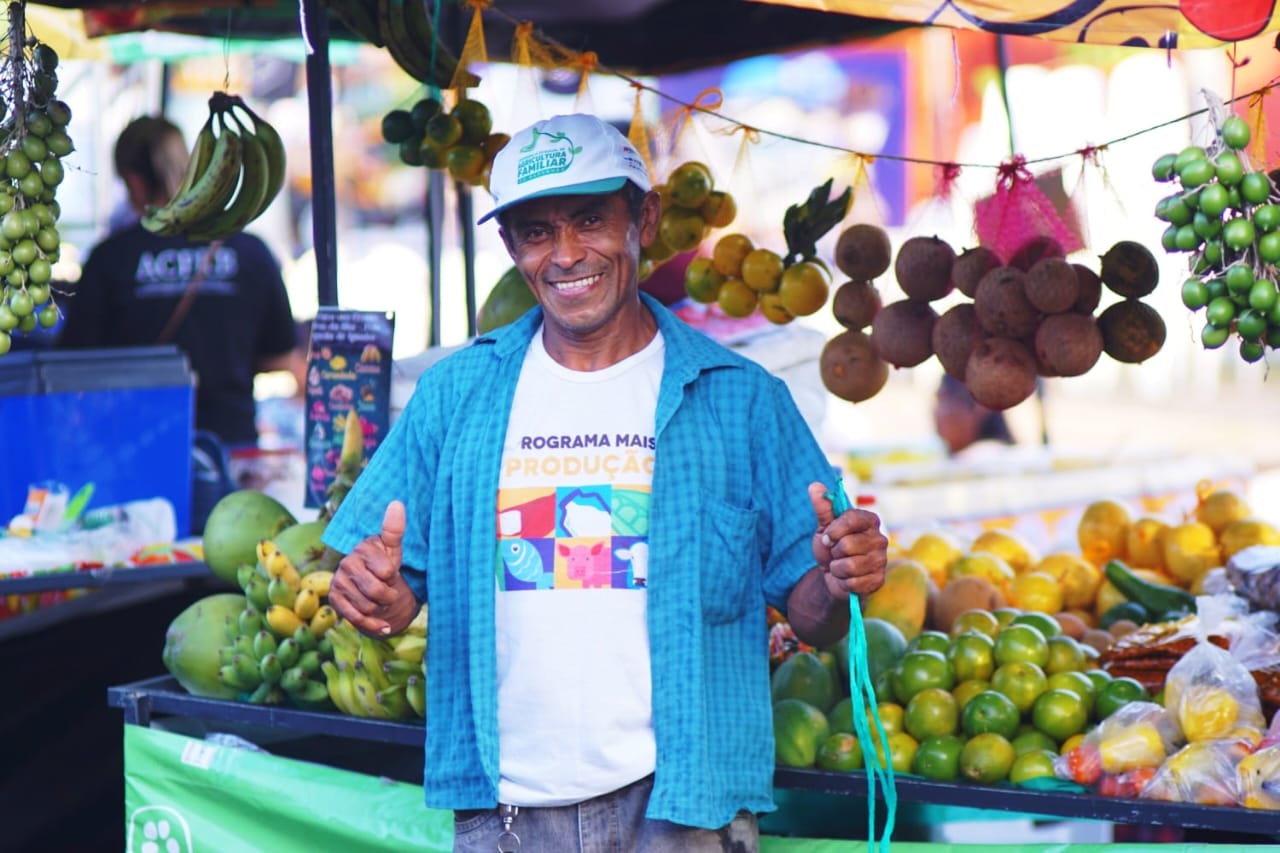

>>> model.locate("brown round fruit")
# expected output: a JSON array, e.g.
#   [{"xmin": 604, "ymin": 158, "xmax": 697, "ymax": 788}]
[
  {"xmin": 1100, "ymin": 240, "xmax": 1159, "ymax": 299},
  {"xmin": 870, "ymin": 299, "xmax": 938, "ymax": 368},
  {"xmin": 820, "ymin": 330, "xmax": 890, "ymax": 403},
  {"xmin": 952, "ymin": 246, "xmax": 1003, "ymax": 299},
  {"xmin": 1034, "ymin": 312, "xmax": 1103, "ymax": 377},
  {"xmin": 931, "ymin": 302, "xmax": 982, "ymax": 381},
  {"xmin": 895, "ymin": 235, "xmax": 956, "ymax": 302},
  {"xmin": 1071, "ymin": 264, "xmax": 1102, "ymax": 314},
  {"xmin": 1008, "ymin": 235, "xmax": 1065, "ymax": 272},
  {"xmin": 974, "ymin": 266, "xmax": 1039, "ymax": 338},
  {"xmin": 834, "ymin": 223, "xmax": 893, "ymax": 281},
  {"xmin": 965, "ymin": 337, "xmax": 1038, "ymax": 411},
  {"xmin": 1025, "ymin": 257, "xmax": 1079, "ymax": 314},
  {"xmin": 1098, "ymin": 300, "xmax": 1166, "ymax": 364},
  {"xmin": 832, "ymin": 280, "xmax": 882, "ymax": 329}
]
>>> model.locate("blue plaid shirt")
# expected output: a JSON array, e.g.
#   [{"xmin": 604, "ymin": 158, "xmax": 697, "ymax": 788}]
[{"xmin": 322, "ymin": 294, "xmax": 834, "ymax": 829}]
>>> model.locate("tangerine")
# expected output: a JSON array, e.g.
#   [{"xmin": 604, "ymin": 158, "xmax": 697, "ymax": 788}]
[
  {"xmin": 659, "ymin": 208, "xmax": 707, "ymax": 254},
  {"xmin": 1195, "ymin": 486, "xmax": 1250, "ymax": 534},
  {"xmin": 778, "ymin": 261, "xmax": 829, "ymax": 317},
  {"xmin": 960, "ymin": 732, "xmax": 1016, "ymax": 784},
  {"xmin": 1009, "ymin": 748, "xmax": 1059, "ymax": 784},
  {"xmin": 1078, "ymin": 499, "xmax": 1131, "ymax": 566},
  {"xmin": 741, "ymin": 248, "xmax": 785, "ymax": 292},
  {"xmin": 952, "ymin": 679, "xmax": 990, "ymax": 711},
  {"xmin": 1011, "ymin": 728, "xmax": 1059, "ymax": 757},
  {"xmin": 1046, "ymin": 670, "xmax": 1096, "ymax": 718},
  {"xmin": 712, "ymin": 233, "xmax": 754, "ymax": 277},
  {"xmin": 904, "ymin": 687, "xmax": 959, "ymax": 740},
  {"xmin": 1032, "ymin": 553, "xmax": 1102, "ymax": 610},
  {"xmin": 991, "ymin": 661, "xmax": 1049, "ymax": 714},
  {"xmin": 949, "ymin": 608, "xmax": 1001, "ymax": 640},
  {"xmin": 871, "ymin": 730, "xmax": 919, "ymax": 773},
  {"xmin": 908, "ymin": 630, "xmax": 952, "ymax": 656},
  {"xmin": 667, "ymin": 161, "xmax": 714, "ymax": 209},
  {"xmin": 961, "ymin": 689, "xmax": 1020, "ymax": 738},
  {"xmin": 971, "ymin": 529, "xmax": 1039, "ymax": 574},
  {"xmin": 1032, "ymin": 688, "xmax": 1089, "ymax": 742},
  {"xmin": 700, "ymin": 190, "xmax": 737, "ymax": 228},
  {"xmin": 684, "ymin": 257, "xmax": 724, "ymax": 304},
  {"xmin": 1125, "ymin": 517, "xmax": 1170, "ymax": 570},
  {"xmin": 913, "ymin": 734, "xmax": 964, "ymax": 781},
  {"xmin": 1010, "ymin": 571, "xmax": 1064, "ymax": 614},
  {"xmin": 993, "ymin": 624, "xmax": 1050, "ymax": 668},
  {"xmin": 1009, "ymin": 611, "xmax": 1061, "ymax": 639},
  {"xmin": 947, "ymin": 632, "xmax": 996, "ymax": 683},
  {"xmin": 817, "ymin": 732, "xmax": 864, "ymax": 771},
  {"xmin": 717, "ymin": 278, "xmax": 757, "ymax": 318},
  {"xmin": 892, "ymin": 649, "xmax": 955, "ymax": 704},
  {"xmin": 758, "ymin": 292, "xmax": 794, "ymax": 324}
]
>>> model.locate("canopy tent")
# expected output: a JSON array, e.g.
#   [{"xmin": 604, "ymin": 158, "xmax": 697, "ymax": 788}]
[{"xmin": 754, "ymin": 0, "xmax": 1280, "ymax": 49}]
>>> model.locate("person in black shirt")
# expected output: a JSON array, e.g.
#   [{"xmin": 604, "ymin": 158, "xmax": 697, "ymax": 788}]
[{"xmin": 58, "ymin": 116, "xmax": 297, "ymax": 448}]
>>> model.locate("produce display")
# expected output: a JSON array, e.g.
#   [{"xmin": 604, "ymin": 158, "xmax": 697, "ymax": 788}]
[
  {"xmin": 683, "ymin": 178, "xmax": 848, "ymax": 324},
  {"xmin": 380, "ymin": 94, "xmax": 509, "ymax": 181},
  {"xmin": 141, "ymin": 92, "xmax": 286, "ymax": 243},
  {"xmin": 819, "ymin": 226, "xmax": 1167, "ymax": 408},
  {"xmin": 0, "ymin": 22, "xmax": 73, "ymax": 357},
  {"xmin": 650, "ymin": 160, "xmax": 738, "ymax": 285},
  {"xmin": 1156, "ymin": 108, "xmax": 1280, "ymax": 362},
  {"xmin": 769, "ymin": 483, "xmax": 1280, "ymax": 811}
]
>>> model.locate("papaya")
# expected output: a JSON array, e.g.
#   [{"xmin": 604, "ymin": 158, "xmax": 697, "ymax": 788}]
[
  {"xmin": 162, "ymin": 592, "xmax": 247, "ymax": 699},
  {"xmin": 771, "ymin": 650, "xmax": 837, "ymax": 713},
  {"xmin": 477, "ymin": 266, "xmax": 538, "ymax": 334},
  {"xmin": 864, "ymin": 558, "xmax": 932, "ymax": 640},
  {"xmin": 274, "ymin": 519, "xmax": 339, "ymax": 576},
  {"xmin": 202, "ymin": 490, "xmax": 297, "ymax": 586},
  {"xmin": 773, "ymin": 698, "xmax": 831, "ymax": 768}
]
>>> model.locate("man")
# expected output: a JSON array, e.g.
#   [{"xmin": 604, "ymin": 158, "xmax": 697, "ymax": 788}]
[
  {"xmin": 59, "ymin": 116, "xmax": 297, "ymax": 449},
  {"xmin": 322, "ymin": 113, "xmax": 887, "ymax": 851}
]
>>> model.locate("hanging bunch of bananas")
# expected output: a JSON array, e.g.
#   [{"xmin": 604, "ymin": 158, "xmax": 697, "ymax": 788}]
[
  {"xmin": 320, "ymin": 0, "xmax": 478, "ymax": 89},
  {"xmin": 216, "ymin": 540, "xmax": 339, "ymax": 707},
  {"xmin": 141, "ymin": 92, "xmax": 286, "ymax": 243},
  {"xmin": 0, "ymin": 19, "xmax": 75, "ymax": 357},
  {"xmin": 321, "ymin": 606, "xmax": 426, "ymax": 721}
]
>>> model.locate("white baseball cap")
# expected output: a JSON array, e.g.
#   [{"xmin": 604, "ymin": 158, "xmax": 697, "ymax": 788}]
[{"xmin": 478, "ymin": 113, "xmax": 652, "ymax": 224}]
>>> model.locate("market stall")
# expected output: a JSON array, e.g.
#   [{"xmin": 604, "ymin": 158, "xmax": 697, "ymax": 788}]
[{"xmin": 3, "ymin": 0, "xmax": 1280, "ymax": 849}]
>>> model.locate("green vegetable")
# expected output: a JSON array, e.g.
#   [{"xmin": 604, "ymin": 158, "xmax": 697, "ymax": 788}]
[
  {"xmin": 1098, "ymin": 600, "xmax": 1151, "ymax": 630},
  {"xmin": 1103, "ymin": 560, "xmax": 1196, "ymax": 619}
]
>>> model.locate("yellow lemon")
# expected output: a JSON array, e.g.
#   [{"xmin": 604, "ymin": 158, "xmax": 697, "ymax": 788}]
[
  {"xmin": 907, "ymin": 530, "xmax": 965, "ymax": 589},
  {"xmin": 1179, "ymin": 686, "xmax": 1239, "ymax": 742},
  {"xmin": 1077, "ymin": 500, "xmax": 1131, "ymax": 566},
  {"xmin": 1162, "ymin": 522, "xmax": 1221, "ymax": 585},
  {"xmin": 1010, "ymin": 571, "xmax": 1064, "ymax": 614},
  {"xmin": 1195, "ymin": 484, "xmax": 1251, "ymax": 535},
  {"xmin": 1125, "ymin": 517, "xmax": 1169, "ymax": 572},
  {"xmin": 948, "ymin": 552, "xmax": 1015, "ymax": 599},
  {"xmin": 1032, "ymin": 552, "xmax": 1102, "ymax": 610},
  {"xmin": 1093, "ymin": 578, "xmax": 1127, "ymax": 620},
  {"xmin": 1218, "ymin": 518, "xmax": 1280, "ymax": 560},
  {"xmin": 971, "ymin": 529, "xmax": 1039, "ymax": 575}
]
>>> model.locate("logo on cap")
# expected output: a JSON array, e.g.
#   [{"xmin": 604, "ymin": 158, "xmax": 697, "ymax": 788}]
[{"xmin": 515, "ymin": 127, "xmax": 583, "ymax": 185}]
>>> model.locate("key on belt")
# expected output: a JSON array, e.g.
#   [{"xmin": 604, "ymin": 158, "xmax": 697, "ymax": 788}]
[{"xmin": 496, "ymin": 804, "xmax": 520, "ymax": 853}]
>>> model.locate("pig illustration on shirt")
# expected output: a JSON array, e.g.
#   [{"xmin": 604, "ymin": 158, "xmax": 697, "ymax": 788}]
[{"xmin": 558, "ymin": 541, "xmax": 611, "ymax": 588}]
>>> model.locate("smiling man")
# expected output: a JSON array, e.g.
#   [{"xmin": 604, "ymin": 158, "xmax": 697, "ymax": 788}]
[{"xmin": 321, "ymin": 114, "xmax": 887, "ymax": 852}]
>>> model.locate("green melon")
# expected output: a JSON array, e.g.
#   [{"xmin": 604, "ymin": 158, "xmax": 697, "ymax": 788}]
[
  {"xmin": 273, "ymin": 519, "xmax": 338, "ymax": 576},
  {"xmin": 161, "ymin": 593, "xmax": 246, "ymax": 699},
  {"xmin": 477, "ymin": 266, "xmax": 538, "ymax": 334},
  {"xmin": 771, "ymin": 650, "xmax": 837, "ymax": 712},
  {"xmin": 202, "ymin": 490, "xmax": 297, "ymax": 585}
]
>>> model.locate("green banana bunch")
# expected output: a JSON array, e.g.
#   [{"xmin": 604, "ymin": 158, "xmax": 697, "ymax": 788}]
[
  {"xmin": 320, "ymin": 618, "xmax": 419, "ymax": 720},
  {"xmin": 369, "ymin": 0, "xmax": 479, "ymax": 89},
  {"xmin": 141, "ymin": 92, "xmax": 287, "ymax": 242}
]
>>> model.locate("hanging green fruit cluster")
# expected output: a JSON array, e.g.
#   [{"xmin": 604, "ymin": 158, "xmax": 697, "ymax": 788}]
[
  {"xmin": 1153, "ymin": 112, "xmax": 1279, "ymax": 363},
  {"xmin": 380, "ymin": 94, "xmax": 508, "ymax": 187},
  {"xmin": 0, "ymin": 28, "xmax": 73, "ymax": 357}
]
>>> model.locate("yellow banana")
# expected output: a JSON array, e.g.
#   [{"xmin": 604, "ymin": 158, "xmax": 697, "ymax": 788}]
[
  {"xmin": 381, "ymin": 658, "xmax": 420, "ymax": 686},
  {"xmin": 185, "ymin": 113, "xmax": 270, "ymax": 242},
  {"xmin": 309, "ymin": 604, "xmax": 338, "ymax": 638},
  {"xmin": 293, "ymin": 587, "xmax": 320, "ymax": 621},
  {"xmin": 326, "ymin": 620, "xmax": 361, "ymax": 667},
  {"xmin": 265, "ymin": 550, "xmax": 301, "ymax": 590},
  {"xmin": 404, "ymin": 604, "xmax": 427, "ymax": 638},
  {"xmin": 405, "ymin": 674, "xmax": 426, "ymax": 718},
  {"xmin": 142, "ymin": 114, "xmax": 242, "ymax": 236},
  {"xmin": 376, "ymin": 682, "xmax": 411, "ymax": 720},
  {"xmin": 390, "ymin": 633, "xmax": 426, "ymax": 663},
  {"xmin": 352, "ymin": 668, "xmax": 398, "ymax": 720},
  {"xmin": 266, "ymin": 604, "xmax": 305, "ymax": 637},
  {"xmin": 357, "ymin": 636, "xmax": 392, "ymax": 691},
  {"xmin": 256, "ymin": 539, "xmax": 278, "ymax": 566},
  {"xmin": 300, "ymin": 570, "xmax": 334, "ymax": 597}
]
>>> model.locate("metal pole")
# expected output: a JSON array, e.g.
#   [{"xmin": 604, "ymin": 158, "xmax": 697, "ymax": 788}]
[
  {"xmin": 302, "ymin": 0, "xmax": 339, "ymax": 307},
  {"xmin": 426, "ymin": 170, "xmax": 445, "ymax": 347},
  {"xmin": 457, "ymin": 180, "xmax": 476, "ymax": 337}
]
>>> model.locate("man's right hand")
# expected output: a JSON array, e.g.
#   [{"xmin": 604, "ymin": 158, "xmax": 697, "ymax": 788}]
[{"xmin": 329, "ymin": 500, "xmax": 419, "ymax": 637}]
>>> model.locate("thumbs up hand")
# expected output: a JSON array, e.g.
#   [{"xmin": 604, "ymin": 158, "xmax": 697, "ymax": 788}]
[
  {"xmin": 330, "ymin": 500, "xmax": 420, "ymax": 637},
  {"xmin": 807, "ymin": 482, "xmax": 888, "ymax": 600}
]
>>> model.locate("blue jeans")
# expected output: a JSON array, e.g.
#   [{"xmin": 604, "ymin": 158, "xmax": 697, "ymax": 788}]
[{"xmin": 451, "ymin": 774, "xmax": 759, "ymax": 853}]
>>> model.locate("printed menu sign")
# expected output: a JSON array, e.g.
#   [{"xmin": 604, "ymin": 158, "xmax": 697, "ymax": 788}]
[{"xmin": 304, "ymin": 308, "xmax": 395, "ymax": 509}]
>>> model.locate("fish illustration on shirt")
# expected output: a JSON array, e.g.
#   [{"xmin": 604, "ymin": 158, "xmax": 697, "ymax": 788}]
[{"xmin": 501, "ymin": 539, "xmax": 551, "ymax": 589}]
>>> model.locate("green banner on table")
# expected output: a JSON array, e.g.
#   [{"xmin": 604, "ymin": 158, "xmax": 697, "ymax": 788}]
[{"xmin": 123, "ymin": 724, "xmax": 452, "ymax": 852}]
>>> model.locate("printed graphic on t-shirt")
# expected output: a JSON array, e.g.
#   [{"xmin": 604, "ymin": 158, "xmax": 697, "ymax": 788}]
[{"xmin": 495, "ymin": 484, "xmax": 651, "ymax": 592}]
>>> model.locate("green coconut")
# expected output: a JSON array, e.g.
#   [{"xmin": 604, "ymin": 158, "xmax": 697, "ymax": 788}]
[
  {"xmin": 274, "ymin": 518, "xmax": 340, "ymax": 576},
  {"xmin": 477, "ymin": 266, "xmax": 538, "ymax": 334},
  {"xmin": 161, "ymin": 592, "xmax": 247, "ymax": 699},
  {"xmin": 202, "ymin": 490, "xmax": 296, "ymax": 586}
]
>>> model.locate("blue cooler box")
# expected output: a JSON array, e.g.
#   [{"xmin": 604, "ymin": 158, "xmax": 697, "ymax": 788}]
[{"xmin": 0, "ymin": 346, "xmax": 196, "ymax": 536}]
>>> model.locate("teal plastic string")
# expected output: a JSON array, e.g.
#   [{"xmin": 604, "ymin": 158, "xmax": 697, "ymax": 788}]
[{"xmin": 826, "ymin": 477, "xmax": 896, "ymax": 852}]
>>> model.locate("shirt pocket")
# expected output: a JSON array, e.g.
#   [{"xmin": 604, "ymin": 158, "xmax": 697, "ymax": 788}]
[{"xmin": 699, "ymin": 497, "xmax": 761, "ymax": 624}]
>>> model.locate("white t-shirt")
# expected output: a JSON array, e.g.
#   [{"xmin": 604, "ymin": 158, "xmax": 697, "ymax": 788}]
[{"xmin": 494, "ymin": 327, "xmax": 663, "ymax": 806}]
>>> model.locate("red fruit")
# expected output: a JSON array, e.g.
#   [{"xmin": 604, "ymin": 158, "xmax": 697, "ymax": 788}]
[{"xmin": 1179, "ymin": 0, "xmax": 1274, "ymax": 41}]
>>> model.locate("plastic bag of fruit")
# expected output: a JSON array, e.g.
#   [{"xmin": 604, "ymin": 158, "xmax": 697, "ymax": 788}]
[
  {"xmin": 1165, "ymin": 631, "xmax": 1268, "ymax": 744},
  {"xmin": 1140, "ymin": 737, "xmax": 1252, "ymax": 806},
  {"xmin": 1056, "ymin": 700, "xmax": 1182, "ymax": 792},
  {"xmin": 1235, "ymin": 709, "xmax": 1280, "ymax": 809}
]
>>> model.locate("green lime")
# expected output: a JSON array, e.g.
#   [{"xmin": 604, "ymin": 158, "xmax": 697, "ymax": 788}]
[
  {"xmin": 907, "ymin": 630, "xmax": 952, "ymax": 655},
  {"xmin": 1206, "ymin": 296, "xmax": 1237, "ymax": 327},
  {"xmin": 960, "ymin": 689, "xmax": 1020, "ymax": 738},
  {"xmin": 1237, "ymin": 308, "xmax": 1266, "ymax": 341},
  {"xmin": 1009, "ymin": 748, "xmax": 1059, "ymax": 784},
  {"xmin": 1011, "ymin": 728, "xmax": 1058, "ymax": 757},
  {"xmin": 1179, "ymin": 158, "xmax": 1215, "ymax": 188},
  {"xmin": 892, "ymin": 649, "xmax": 955, "ymax": 705},
  {"xmin": 904, "ymin": 687, "xmax": 959, "ymax": 741},
  {"xmin": 1151, "ymin": 153, "xmax": 1177, "ymax": 182},
  {"xmin": 1215, "ymin": 150, "xmax": 1245, "ymax": 185},
  {"xmin": 1181, "ymin": 277, "xmax": 1209, "ymax": 310},
  {"xmin": 1221, "ymin": 116, "xmax": 1252, "ymax": 151},
  {"xmin": 1225, "ymin": 262, "xmax": 1255, "ymax": 294},
  {"xmin": 1173, "ymin": 145, "xmax": 1207, "ymax": 173},
  {"xmin": 1198, "ymin": 182, "xmax": 1231, "ymax": 217},
  {"xmin": 1249, "ymin": 280, "xmax": 1278, "ymax": 313},
  {"xmin": 1202, "ymin": 323, "xmax": 1230, "ymax": 349},
  {"xmin": 1175, "ymin": 224, "xmax": 1202, "ymax": 251},
  {"xmin": 1240, "ymin": 340, "xmax": 1265, "ymax": 363},
  {"xmin": 912, "ymin": 734, "xmax": 964, "ymax": 781},
  {"xmin": 1095, "ymin": 676, "xmax": 1149, "ymax": 719},
  {"xmin": 1255, "ymin": 203, "xmax": 1280, "ymax": 231},
  {"xmin": 1009, "ymin": 612, "xmax": 1061, "ymax": 639},
  {"xmin": 1241, "ymin": 172, "xmax": 1273, "ymax": 205},
  {"xmin": 960, "ymin": 732, "xmax": 1016, "ymax": 784},
  {"xmin": 1259, "ymin": 231, "xmax": 1280, "ymax": 264},
  {"xmin": 947, "ymin": 632, "xmax": 996, "ymax": 683},
  {"xmin": 993, "ymin": 623, "xmax": 1050, "ymax": 668}
]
